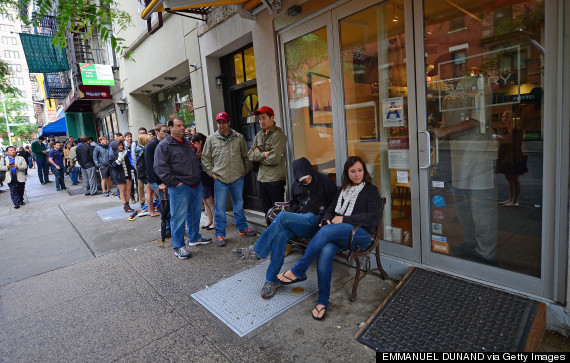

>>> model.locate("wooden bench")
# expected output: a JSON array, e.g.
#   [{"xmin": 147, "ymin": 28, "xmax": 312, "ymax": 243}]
[{"xmin": 266, "ymin": 197, "xmax": 388, "ymax": 301}]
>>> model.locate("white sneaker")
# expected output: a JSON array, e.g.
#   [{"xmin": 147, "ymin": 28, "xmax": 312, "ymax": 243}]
[
  {"xmin": 174, "ymin": 246, "xmax": 191, "ymax": 259},
  {"xmin": 188, "ymin": 237, "xmax": 212, "ymax": 247}
]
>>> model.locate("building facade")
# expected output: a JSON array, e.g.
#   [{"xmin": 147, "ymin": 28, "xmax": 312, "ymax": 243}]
[{"xmin": 135, "ymin": 0, "xmax": 570, "ymax": 333}]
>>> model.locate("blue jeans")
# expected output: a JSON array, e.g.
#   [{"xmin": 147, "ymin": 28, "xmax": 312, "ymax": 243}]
[
  {"xmin": 70, "ymin": 166, "xmax": 79, "ymax": 185},
  {"xmin": 214, "ymin": 177, "xmax": 248, "ymax": 237},
  {"xmin": 253, "ymin": 212, "xmax": 319, "ymax": 284},
  {"xmin": 36, "ymin": 158, "xmax": 49, "ymax": 183},
  {"xmin": 291, "ymin": 223, "xmax": 372, "ymax": 307},
  {"xmin": 168, "ymin": 183, "xmax": 203, "ymax": 249},
  {"xmin": 54, "ymin": 167, "xmax": 66, "ymax": 190}
]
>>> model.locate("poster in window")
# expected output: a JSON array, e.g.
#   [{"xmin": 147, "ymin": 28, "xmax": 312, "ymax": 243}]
[{"xmin": 382, "ymin": 97, "xmax": 404, "ymax": 127}]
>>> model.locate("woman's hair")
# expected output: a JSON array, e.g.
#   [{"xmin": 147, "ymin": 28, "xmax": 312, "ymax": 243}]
[
  {"xmin": 192, "ymin": 133, "xmax": 207, "ymax": 151},
  {"xmin": 341, "ymin": 155, "xmax": 372, "ymax": 189},
  {"xmin": 98, "ymin": 135, "xmax": 107, "ymax": 142},
  {"xmin": 138, "ymin": 134, "xmax": 151, "ymax": 146}
]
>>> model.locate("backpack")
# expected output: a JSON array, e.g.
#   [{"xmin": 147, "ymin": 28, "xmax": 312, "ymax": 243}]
[{"xmin": 136, "ymin": 149, "xmax": 147, "ymax": 183}]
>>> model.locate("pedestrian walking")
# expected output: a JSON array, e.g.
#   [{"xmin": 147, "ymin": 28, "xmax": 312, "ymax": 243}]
[
  {"xmin": 154, "ymin": 117, "xmax": 212, "ymax": 259},
  {"xmin": 0, "ymin": 146, "xmax": 27, "ymax": 208},
  {"xmin": 31, "ymin": 136, "xmax": 50, "ymax": 184},
  {"xmin": 202, "ymin": 111, "xmax": 256, "ymax": 247},
  {"xmin": 48, "ymin": 141, "xmax": 67, "ymax": 191},
  {"xmin": 248, "ymin": 106, "xmax": 287, "ymax": 214}
]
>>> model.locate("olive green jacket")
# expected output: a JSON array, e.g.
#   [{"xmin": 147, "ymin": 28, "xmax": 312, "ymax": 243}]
[
  {"xmin": 247, "ymin": 124, "xmax": 287, "ymax": 183},
  {"xmin": 202, "ymin": 129, "xmax": 252, "ymax": 184}
]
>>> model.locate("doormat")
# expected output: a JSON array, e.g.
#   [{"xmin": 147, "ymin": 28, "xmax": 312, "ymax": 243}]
[
  {"xmin": 95, "ymin": 205, "xmax": 129, "ymax": 222},
  {"xmin": 192, "ymin": 253, "xmax": 348, "ymax": 337},
  {"xmin": 355, "ymin": 268, "xmax": 545, "ymax": 352}
]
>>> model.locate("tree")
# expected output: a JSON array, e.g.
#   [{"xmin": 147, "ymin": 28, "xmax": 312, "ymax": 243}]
[
  {"xmin": 0, "ymin": 59, "xmax": 21, "ymax": 95},
  {"xmin": 0, "ymin": 0, "xmax": 133, "ymax": 60},
  {"xmin": 0, "ymin": 94, "xmax": 35, "ymax": 145}
]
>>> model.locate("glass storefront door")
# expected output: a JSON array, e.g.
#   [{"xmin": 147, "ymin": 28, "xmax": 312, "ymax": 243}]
[{"xmin": 279, "ymin": 0, "xmax": 555, "ymax": 298}]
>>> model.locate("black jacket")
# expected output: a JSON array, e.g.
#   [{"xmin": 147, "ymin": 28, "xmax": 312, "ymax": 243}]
[
  {"xmin": 154, "ymin": 135, "xmax": 201, "ymax": 188},
  {"xmin": 289, "ymin": 157, "xmax": 337, "ymax": 220},
  {"xmin": 76, "ymin": 143, "xmax": 95, "ymax": 169},
  {"xmin": 144, "ymin": 137, "xmax": 162, "ymax": 184},
  {"xmin": 322, "ymin": 183, "xmax": 382, "ymax": 235},
  {"xmin": 109, "ymin": 141, "xmax": 132, "ymax": 185}
]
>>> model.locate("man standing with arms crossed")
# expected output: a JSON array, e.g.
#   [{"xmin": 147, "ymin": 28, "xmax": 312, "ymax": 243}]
[
  {"xmin": 248, "ymin": 106, "xmax": 287, "ymax": 214},
  {"xmin": 154, "ymin": 117, "xmax": 212, "ymax": 259},
  {"xmin": 202, "ymin": 112, "xmax": 256, "ymax": 247},
  {"xmin": 31, "ymin": 136, "xmax": 50, "ymax": 184}
]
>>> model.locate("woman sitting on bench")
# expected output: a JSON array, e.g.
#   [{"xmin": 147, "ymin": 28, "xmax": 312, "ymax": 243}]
[{"xmin": 277, "ymin": 156, "xmax": 382, "ymax": 321}]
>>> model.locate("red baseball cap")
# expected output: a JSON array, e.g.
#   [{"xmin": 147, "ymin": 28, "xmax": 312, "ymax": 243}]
[
  {"xmin": 216, "ymin": 112, "xmax": 230, "ymax": 122},
  {"xmin": 253, "ymin": 106, "xmax": 274, "ymax": 117}
]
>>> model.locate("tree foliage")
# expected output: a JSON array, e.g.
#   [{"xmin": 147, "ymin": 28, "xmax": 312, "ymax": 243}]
[
  {"xmin": 0, "ymin": 59, "xmax": 21, "ymax": 95},
  {"xmin": 0, "ymin": 94, "xmax": 36, "ymax": 145},
  {"xmin": 1, "ymin": 0, "xmax": 133, "ymax": 60}
]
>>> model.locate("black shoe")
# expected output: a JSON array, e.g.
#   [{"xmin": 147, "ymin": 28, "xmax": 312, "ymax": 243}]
[
  {"xmin": 13, "ymin": 204, "xmax": 20, "ymax": 209},
  {"xmin": 85, "ymin": 193, "xmax": 90, "ymax": 196},
  {"xmin": 91, "ymin": 191, "xmax": 102, "ymax": 196},
  {"xmin": 46, "ymin": 180, "xmax": 53, "ymax": 183},
  {"xmin": 41, "ymin": 182, "xmax": 46, "ymax": 185},
  {"xmin": 19, "ymin": 201, "xmax": 25, "ymax": 206}
]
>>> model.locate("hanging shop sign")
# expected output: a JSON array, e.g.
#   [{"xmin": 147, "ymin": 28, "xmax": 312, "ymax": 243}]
[
  {"xmin": 79, "ymin": 63, "xmax": 115, "ymax": 86},
  {"xmin": 78, "ymin": 85, "xmax": 112, "ymax": 100}
]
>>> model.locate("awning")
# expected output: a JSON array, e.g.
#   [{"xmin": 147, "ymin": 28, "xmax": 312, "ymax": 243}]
[
  {"xmin": 19, "ymin": 34, "xmax": 69, "ymax": 73},
  {"xmin": 39, "ymin": 116, "xmax": 67, "ymax": 137},
  {"xmin": 141, "ymin": 0, "xmax": 261, "ymax": 20}
]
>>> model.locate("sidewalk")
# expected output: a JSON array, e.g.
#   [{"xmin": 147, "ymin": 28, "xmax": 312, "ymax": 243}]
[
  {"xmin": 0, "ymin": 168, "xmax": 395, "ymax": 362},
  {"xmin": 0, "ymin": 168, "xmax": 567, "ymax": 361}
]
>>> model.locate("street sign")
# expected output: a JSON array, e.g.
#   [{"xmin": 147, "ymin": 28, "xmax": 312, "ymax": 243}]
[{"xmin": 79, "ymin": 63, "xmax": 115, "ymax": 86}]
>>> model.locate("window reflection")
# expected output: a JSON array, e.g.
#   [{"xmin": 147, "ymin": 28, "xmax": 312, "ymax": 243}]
[
  {"xmin": 285, "ymin": 27, "xmax": 336, "ymax": 176},
  {"xmin": 340, "ymin": 1, "xmax": 411, "ymax": 246},
  {"xmin": 424, "ymin": 0, "xmax": 544, "ymax": 276}
]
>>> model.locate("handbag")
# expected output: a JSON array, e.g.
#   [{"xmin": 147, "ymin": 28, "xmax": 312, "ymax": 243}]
[{"xmin": 265, "ymin": 201, "xmax": 291, "ymax": 226}]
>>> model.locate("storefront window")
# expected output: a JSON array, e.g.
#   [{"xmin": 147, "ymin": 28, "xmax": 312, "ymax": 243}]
[
  {"xmin": 151, "ymin": 79, "xmax": 194, "ymax": 126},
  {"xmin": 424, "ymin": 0, "xmax": 544, "ymax": 276},
  {"xmin": 284, "ymin": 27, "xmax": 336, "ymax": 175},
  {"xmin": 340, "ymin": 1, "xmax": 410, "ymax": 246}
]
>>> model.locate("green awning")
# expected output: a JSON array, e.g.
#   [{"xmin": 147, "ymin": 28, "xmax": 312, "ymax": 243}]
[{"xmin": 19, "ymin": 33, "xmax": 69, "ymax": 73}]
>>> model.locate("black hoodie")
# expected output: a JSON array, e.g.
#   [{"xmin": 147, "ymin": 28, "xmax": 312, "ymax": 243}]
[{"xmin": 289, "ymin": 157, "xmax": 337, "ymax": 220}]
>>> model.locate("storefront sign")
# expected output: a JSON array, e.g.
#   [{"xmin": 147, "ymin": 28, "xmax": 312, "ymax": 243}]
[
  {"xmin": 79, "ymin": 63, "xmax": 115, "ymax": 86},
  {"xmin": 388, "ymin": 137, "xmax": 409, "ymax": 169},
  {"xmin": 382, "ymin": 97, "xmax": 404, "ymax": 127},
  {"xmin": 432, "ymin": 195, "xmax": 446, "ymax": 207},
  {"xmin": 437, "ymin": 46, "xmax": 521, "ymax": 112},
  {"xmin": 78, "ymin": 85, "xmax": 112, "ymax": 100}
]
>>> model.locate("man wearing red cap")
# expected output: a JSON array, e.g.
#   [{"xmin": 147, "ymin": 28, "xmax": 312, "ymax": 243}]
[
  {"xmin": 248, "ymin": 106, "xmax": 288, "ymax": 214},
  {"xmin": 202, "ymin": 111, "xmax": 256, "ymax": 247}
]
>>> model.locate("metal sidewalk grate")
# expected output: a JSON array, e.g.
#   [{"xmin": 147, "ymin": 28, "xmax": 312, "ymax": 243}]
[
  {"xmin": 356, "ymin": 268, "xmax": 541, "ymax": 352},
  {"xmin": 192, "ymin": 253, "xmax": 348, "ymax": 337},
  {"xmin": 95, "ymin": 205, "xmax": 129, "ymax": 222},
  {"xmin": 67, "ymin": 188, "xmax": 86, "ymax": 196}
]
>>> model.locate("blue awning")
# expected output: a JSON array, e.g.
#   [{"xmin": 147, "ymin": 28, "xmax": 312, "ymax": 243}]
[{"xmin": 39, "ymin": 116, "xmax": 67, "ymax": 137}]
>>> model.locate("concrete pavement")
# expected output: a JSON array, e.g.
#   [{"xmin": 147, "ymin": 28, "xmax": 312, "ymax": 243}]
[
  {"xmin": 0, "ymin": 168, "xmax": 567, "ymax": 361},
  {"xmin": 0, "ymin": 168, "xmax": 395, "ymax": 362}
]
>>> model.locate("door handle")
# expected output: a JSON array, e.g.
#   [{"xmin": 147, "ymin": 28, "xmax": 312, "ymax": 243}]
[{"xmin": 419, "ymin": 130, "xmax": 431, "ymax": 169}]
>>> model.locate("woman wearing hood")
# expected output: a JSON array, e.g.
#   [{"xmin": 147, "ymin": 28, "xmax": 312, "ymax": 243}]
[
  {"xmin": 93, "ymin": 136, "xmax": 112, "ymax": 197},
  {"xmin": 110, "ymin": 140, "xmax": 134, "ymax": 212},
  {"xmin": 232, "ymin": 157, "xmax": 337, "ymax": 300}
]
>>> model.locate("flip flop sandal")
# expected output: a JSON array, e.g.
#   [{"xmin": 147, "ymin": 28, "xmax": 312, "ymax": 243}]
[
  {"xmin": 278, "ymin": 271, "xmax": 307, "ymax": 285},
  {"xmin": 312, "ymin": 305, "xmax": 326, "ymax": 321}
]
